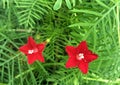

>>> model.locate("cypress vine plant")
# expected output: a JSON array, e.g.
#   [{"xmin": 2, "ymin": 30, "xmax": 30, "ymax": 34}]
[{"xmin": 0, "ymin": 0, "xmax": 120, "ymax": 85}]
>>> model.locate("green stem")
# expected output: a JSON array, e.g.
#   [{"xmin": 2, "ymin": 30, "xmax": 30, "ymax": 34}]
[
  {"xmin": 117, "ymin": 4, "xmax": 120, "ymax": 46},
  {"xmin": 83, "ymin": 77, "xmax": 120, "ymax": 84}
]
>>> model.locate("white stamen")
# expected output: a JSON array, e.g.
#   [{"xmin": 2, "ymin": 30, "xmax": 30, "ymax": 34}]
[
  {"xmin": 77, "ymin": 53, "xmax": 84, "ymax": 60},
  {"xmin": 28, "ymin": 50, "xmax": 34, "ymax": 54},
  {"xmin": 28, "ymin": 48, "xmax": 38, "ymax": 54}
]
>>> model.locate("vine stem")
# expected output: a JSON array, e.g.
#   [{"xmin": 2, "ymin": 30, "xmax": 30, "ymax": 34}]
[
  {"xmin": 7, "ymin": 29, "xmax": 34, "ymax": 33},
  {"xmin": 117, "ymin": 3, "xmax": 120, "ymax": 46},
  {"xmin": 83, "ymin": 77, "xmax": 120, "ymax": 84}
]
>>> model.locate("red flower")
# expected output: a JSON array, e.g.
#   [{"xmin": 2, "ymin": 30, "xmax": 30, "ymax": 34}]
[
  {"xmin": 65, "ymin": 41, "xmax": 98, "ymax": 74},
  {"xmin": 19, "ymin": 36, "xmax": 45, "ymax": 64}
]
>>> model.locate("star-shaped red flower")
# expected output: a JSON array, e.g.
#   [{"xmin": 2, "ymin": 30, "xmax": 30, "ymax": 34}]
[
  {"xmin": 65, "ymin": 41, "xmax": 98, "ymax": 74},
  {"xmin": 19, "ymin": 36, "xmax": 45, "ymax": 64}
]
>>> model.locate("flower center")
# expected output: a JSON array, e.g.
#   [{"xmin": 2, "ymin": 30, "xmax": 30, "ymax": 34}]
[
  {"xmin": 77, "ymin": 53, "xmax": 84, "ymax": 60},
  {"xmin": 28, "ymin": 48, "xmax": 38, "ymax": 54}
]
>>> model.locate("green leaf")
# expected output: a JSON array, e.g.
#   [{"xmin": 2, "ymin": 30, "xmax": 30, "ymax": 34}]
[
  {"xmin": 65, "ymin": 0, "xmax": 72, "ymax": 9},
  {"xmin": 79, "ymin": 0, "xmax": 82, "ymax": 3},
  {"xmin": 0, "ymin": 83, "xmax": 7, "ymax": 85},
  {"xmin": 53, "ymin": 0, "xmax": 62, "ymax": 10},
  {"xmin": 71, "ymin": 0, "xmax": 75, "ymax": 7},
  {"xmin": 95, "ymin": 0, "xmax": 109, "ymax": 9},
  {"xmin": 16, "ymin": 0, "xmax": 49, "ymax": 28}
]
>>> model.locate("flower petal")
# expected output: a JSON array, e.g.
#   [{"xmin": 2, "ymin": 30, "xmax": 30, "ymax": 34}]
[
  {"xmin": 65, "ymin": 57, "xmax": 78, "ymax": 68},
  {"xmin": 19, "ymin": 44, "xmax": 29, "ymax": 54},
  {"xmin": 65, "ymin": 46, "xmax": 76, "ymax": 58},
  {"xmin": 28, "ymin": 36, "xmax": 37, "ymax": 48},
  {"xmin": 78, "ymin": 60, "xmax": 88, "ymax": 74},
  {"xmin": 27, "ymin": 54, "xmax": 37, "ymax": 64},
  {"xmin": 76, "ymin": 41, "xmax": 88, "ymax": 53},
  {"xmin": 37, "ymin": 43, "xmax": 45, "ymax": 52},
  {"xmin": 85, "ymin": 54, "xmax": 98, "ymax": 63},
  {"xmin": 36, "ymin": 53, "xmax": 45, "ymax": 62}
]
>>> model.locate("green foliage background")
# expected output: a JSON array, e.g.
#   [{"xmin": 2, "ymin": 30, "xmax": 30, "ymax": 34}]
[{"xmin": 0, "ymin": 0, "xmax": 120, "ymax": 85}]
